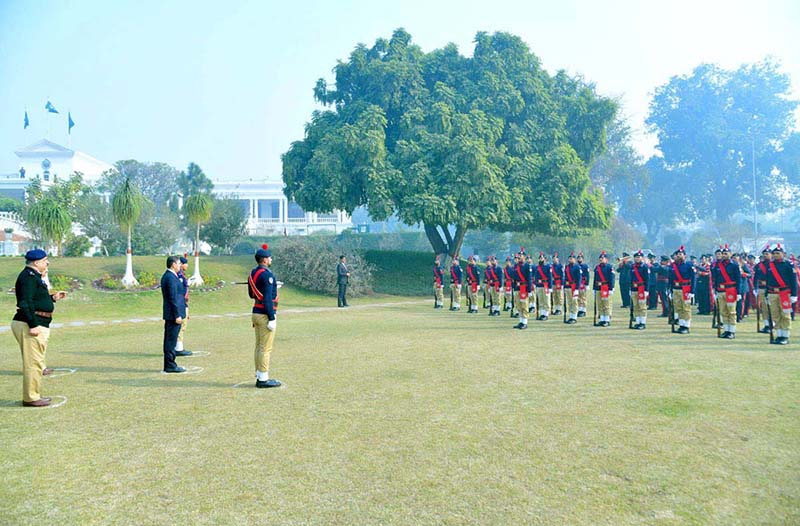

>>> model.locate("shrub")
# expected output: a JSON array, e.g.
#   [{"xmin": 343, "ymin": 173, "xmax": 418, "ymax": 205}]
[
  {"xmin": 270, "ymin": 237, "xmax": 373, "ymax": 296},
  {"xmin": 364, "ymin": 250, "xmax": 432, "ymax": 296}
]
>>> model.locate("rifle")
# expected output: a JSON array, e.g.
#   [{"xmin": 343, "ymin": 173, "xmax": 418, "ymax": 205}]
[
  {"xmin": 629, "ymin": 289, "xmax": 635, "ymax": 329},
  {"xmin": 755, "ymin": 290, "xmax": 761, "ymax": 333},
  {"xmin": 593, "ymin": 290, "xmax": 598, "ymax": 326},
  {"xmin": 765, "ymin": 291, "xmax": 775, "ymax": 344},
  {"xmin": 714, "ymin": 295, "xmax": 722, "ymax": 337},
  {"xmin": 563, "ymin": 286, "xmax": 568, "ymax": 323},
  {"xmin": 668, "ymin": 293, "xmax": 676, "ymax": 333},
  {"xmin": 449, "ymin": 284, "xmax": 454, "ymax": 311},
  {"xmin": 482, "ymin": 285, "xmax": 487, "ymax": 309},
  {"xmin": 510, "ymin": 288, "xmax": 515, "ymax": 318}
]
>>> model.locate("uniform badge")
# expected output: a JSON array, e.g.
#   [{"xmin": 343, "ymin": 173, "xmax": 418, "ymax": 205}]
[{"xmin": 269, "ymin": 277, "xmax": 274, "ymax": 284}]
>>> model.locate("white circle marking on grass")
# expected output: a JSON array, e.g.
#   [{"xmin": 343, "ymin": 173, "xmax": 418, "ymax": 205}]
[
  {"xmin": 183, "ymin": 351, "xmax": 210, "ymax": 358},
  {"xmin": 0, "ymin": 395, "xmax": 67, "ymax": 409},
  {"xmin": 45, "ymin": 368, "xmax": 77, "ymax": 378}
]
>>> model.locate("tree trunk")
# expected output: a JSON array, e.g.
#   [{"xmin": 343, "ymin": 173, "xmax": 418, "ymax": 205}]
[
  {"xmin": 424, "ymin": 223, "xmax": 447, "ymax": 255},
  {"xmin": 451, "ymin": 224, "xmax": 467, "ymax": 259},
  {"xmin": 189, "ymin": 223, "xmax": 204, "ymax": 286},
  {"xmin": 423, "ymin": 222, "xmax": 468, "ymax": 262},
  {"xmin": 121, "ymin": 226, "xmax": 139, "ymax": 288}
]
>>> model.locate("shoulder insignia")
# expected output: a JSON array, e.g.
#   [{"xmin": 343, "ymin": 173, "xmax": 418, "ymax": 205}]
[{"xmin": 269, "ymin": 277, "xmax": 274, "ymax": 284}]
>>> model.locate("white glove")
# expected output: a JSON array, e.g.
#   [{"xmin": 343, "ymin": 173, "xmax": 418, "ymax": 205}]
[
  {"xmin": 754, "ymin": 290, "xmax": 759, "ymax": 297},
  {"xmin": 267, "ymin": 320, "xmax": 276, "ymax": 331},
  {"xmin": 792, "ymin": 296, "xmax": 798, "ymax": 304},
  {"xmin": 477, "ymin": 285, "xmax": 481, "ymax": 291},
  {"xmin": 687, "ymin": 293, "xmax": 694, "ymax": 300},
  {"xmin": 573, "ymin": 290, "xmax": 579, "ymax": 298},
  {"xmin": 737, "ymin": 294, "xmax": 742, "ymax": 301},
  {"xmin": 645, "ymin": 291, "xmax": 650, "ymax": 298},
  {"xmin": 276, "ymin": 280, "xmax": 284, "ymax": 289}
]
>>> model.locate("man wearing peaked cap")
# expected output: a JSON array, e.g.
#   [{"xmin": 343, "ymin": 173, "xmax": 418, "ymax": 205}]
[
  {"xmin": 766, "ymin": 244, "xmax": 797, "ymax": 344},
  {"xmin": 563, "ymin": 252, "xmax": 582, "ymax": 324},
  {"xmin": 593, "ymin": 251, "xmax": 615, "ymax": 326},
  {"xmin": 533, "ymin": 252, "xmax": 553, "ymax": 321},
  {"xmin": 551, "ymin": 252, "xmax": 564, "ymax": 316},
  {"xmin": 713, "ymin": 244, "xmax": 741, "ymax": 339},
  {"xmin": 630, "ymin": 249, "xmax": 650, "ymax": 329},
  {"xmin": 449, "ymin": 255, "xmax": 463, "ymax": 311},
  {"xmin": 174, "ymin": 254, "xmax": 193, "ymax": 357},
  {"xmin": 432, "ymin": 256, "xmax": 445, "ymax": 309},
  {"xmin": 576, "ymin": 252, "xmax": 590, "ymax": 317},
  {"xmin": 668, "ymin": 246, "xmax": 696, "ymax": 334},
  {"xmin": 465, "ymin": 255, "xmax": 481, "ymax": 313},
  {"xmin": 249, "ymin": 244, "xmax": 281, "ymax": 387},
  {"xmin": 502, "ymin": 256, "xmax": 514, "ymax": 311},
  {"xmin": 11, "ymin": 249, "xmax": 67, "ymax": 407},
  {"xmin": 753, "ymin": 245, "xmax": 772, "ymax": 333},
  {"xmin": 618, "ymin": 252, "xmax": 633, "ymax": 309},
  {"xmin": 647, "ymin": 253, "xmax": 659, "ymax": 311},
  {"xmin": 512, "ymin": 250, "xmax": 533, "ymax": 329}
]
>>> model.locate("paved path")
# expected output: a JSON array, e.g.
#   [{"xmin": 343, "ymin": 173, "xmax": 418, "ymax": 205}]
[{"xmin": 0, "ymin": 300, "xmax": 427, "ymax": 333}]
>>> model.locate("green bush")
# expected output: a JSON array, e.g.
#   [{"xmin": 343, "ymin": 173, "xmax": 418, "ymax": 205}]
[
  {"xmin": 364, "ymin": 250, "xmax": 433, "ymax": 296},
  {"xmin": 269, "ymin": 237, "xmax": 373, "ymax": 296},
  {"xmin": 47, "ymin": 274, "xmax": 80, "ymax": 291}
]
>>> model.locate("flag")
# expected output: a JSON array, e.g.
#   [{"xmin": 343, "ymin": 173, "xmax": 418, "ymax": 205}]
[
  {"xmin": 68, "ymin": 112, "xmax": 75, "ymax": 134},
  {"xmin": 45, "ymin": 101, "xmax": 59, "ymax": 114},
  {"xmin": 24, "ymin": 111, "xmax": 29, "ymax": 129}
]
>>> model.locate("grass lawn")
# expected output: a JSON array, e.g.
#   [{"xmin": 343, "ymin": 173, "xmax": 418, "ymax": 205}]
[{"xmin": 1, "ymin": 295, "xmax": 798, "ymax": 525}]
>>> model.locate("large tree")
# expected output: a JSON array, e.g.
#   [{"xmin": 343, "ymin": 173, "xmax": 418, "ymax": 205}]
[
  {"xmin": 283, "ymin": 29, "xmax": 616, "ymax": 258},
  {"xmin": 646, "ymin": 59, "xmax": 798, "ymax": 221},
  {"xmin": 202, "ymin": 198, "xmax": 248, "ymax": 254},
  {"xmin": 112, "ymin": 177, "xmax": 146, "ymax": 287},
  {"xmin": 101, "ymin": 161, "xmax": 180, "ymax": 209}
]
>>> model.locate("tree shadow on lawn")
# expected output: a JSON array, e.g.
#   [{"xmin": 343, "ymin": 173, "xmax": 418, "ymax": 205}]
[
  {"xmin": 60, "ymin": 350, "xmax": 156, "ymax": 359},
  {"xmin": 0, "ymin": 370, "xmax": 20, "ymax": 376}
]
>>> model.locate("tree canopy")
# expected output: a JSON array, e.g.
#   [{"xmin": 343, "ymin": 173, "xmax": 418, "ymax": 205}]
[
  {"xmin": 283, "ymin": 29, "xmax": 617, "ymax": 257},
  {"xmin": 646, "ymin": 59, "xmax": 799, "ymax": 221}
]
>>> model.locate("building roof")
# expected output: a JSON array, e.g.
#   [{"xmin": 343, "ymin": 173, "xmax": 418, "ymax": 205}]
[{"xmin": 14, "ymin": 139, "xmax": 74, "ymax": 158}]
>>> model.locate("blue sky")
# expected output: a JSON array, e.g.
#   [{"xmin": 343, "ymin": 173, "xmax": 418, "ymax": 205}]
[{"xmin": 1, "ymin": 0, "xmax": 798, "ymax": 182}]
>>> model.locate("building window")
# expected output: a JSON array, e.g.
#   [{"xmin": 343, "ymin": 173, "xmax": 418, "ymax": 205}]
[
  {"xmin": 287, "ymin": 201, "xmax": 305, "ymax": 219},
  {"xmin": 257, "ymin": 199, "xmax": 280, "ymax": 219},
  {"xmin": 237, "ymin": 200, "xmax": 250, "ymax": 217}
]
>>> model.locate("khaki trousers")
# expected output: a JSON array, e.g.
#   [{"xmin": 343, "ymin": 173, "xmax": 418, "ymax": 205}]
[
  {"xmin": 717, "ymin": 292, "xmax": 737, "ymax": 327},
  {"xmin": 516, "ymin": 293, "xmax": 529, "ymax": 321},
  {"xmin": 552, "ymin": 287, "xmax": 563, "ymax": 311},
  {"xmin": 578, "ymin": 288, "xmax": 588, "ymax": 309},
  {"xmin": 672, "ymin": 291, "xmax": 691, "ymax": 322},
  {"xmin": 466, "ymin": 286, "xmax": 477, "ymax": 309},
  {"xmin": 597, "ymin": 293, "xmax": 612, "ymax": 316},
  {"xmin": 177, "ymin": 307, "xmax": 188, "ymax": 345},
  {"xmin": 252, "ymin": 314, "xmax": 275, "ymax": 374},
  {"xmin": 489, "ymin": 287, "xmax": 500, "ymax": 308},
  {"xmin": 12, "ymin": 320, "xmax": 50, "ymax": 403},
  {"xmin": 568, "ymin": 288, "xmax": 579, "ymax": 315},
  {"xmin": 633, "ymin": 291, "xmax": 648, "ymax": 319},
  {"xmin": 450, "ymin": 284, "xmax": 461, "ymax": 306},
  {"xmin": 536, "ymin": 288, "xmax": 551, "ymax": 314},
  {"xmin": 768, "ymin": 293, "xmax": 792, "ymax": 330},
  {"xmin": 434, "ymin": 284, "xmax": 444, "ymax": 304}
]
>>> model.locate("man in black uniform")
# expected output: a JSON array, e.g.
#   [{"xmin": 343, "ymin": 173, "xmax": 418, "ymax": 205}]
[
  {"xmin": 11, "ymin": 249, "xmax": 67, "ymax": 407},
  {"xmin": 647, "ymin": 253, "xmax": 659, "ymax": 310},
  {"xmin": 337, "ymin": 255, "xmax": 350, "ymax": 308},
  {"xmin": 617, "ymin": 252, "xmax": 632, "ymax": 308},
  {"xmin": 656, "ymin": 256, "xmax": 671, "ymax": 317}
]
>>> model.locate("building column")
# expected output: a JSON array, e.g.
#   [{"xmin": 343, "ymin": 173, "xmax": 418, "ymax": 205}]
[
  {"xmin": 279, "ymin": 199, "xmax": 285, "ymax": 223},
  {"xmin": 250, "ymin": 199, "xmax": 256, "ymax": 219}
]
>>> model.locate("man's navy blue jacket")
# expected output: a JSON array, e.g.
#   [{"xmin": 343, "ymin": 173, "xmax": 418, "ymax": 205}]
[{"xmin": 161, "ymin": 269, "xmax": 187, "ymax": 321}]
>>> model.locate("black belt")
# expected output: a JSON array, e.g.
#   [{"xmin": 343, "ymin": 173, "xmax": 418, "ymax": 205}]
[{"xmin": 34, "ymin": 311, "xmax": 52, "ymax": 318}]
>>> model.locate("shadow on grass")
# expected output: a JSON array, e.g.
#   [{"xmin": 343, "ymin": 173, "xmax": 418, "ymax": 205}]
[
  {"xmin": 0, "ymin": 370, "xmax": 20, "ymax": 376},
  {"xmin": 61, "ymin": 350, "xmax": 156, "ymax": 359}
]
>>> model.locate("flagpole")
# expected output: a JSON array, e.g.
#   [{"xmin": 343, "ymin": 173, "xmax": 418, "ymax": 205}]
[{"xmin": 68, "ymin": 109, "xmax": 72, "ymax": 149}]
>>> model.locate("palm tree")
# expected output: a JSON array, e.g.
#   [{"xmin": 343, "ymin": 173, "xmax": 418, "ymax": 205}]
[
  {"xmin": 26, "ymin": 197, "xmax": 71, "ymax": 256},
  {"xmin": 184, "ymin": 193, "xmax": 213, "ymax": 286},
  {"xmin": 112, "ymin": 177, "xmax": 144, "ymax": 288}
]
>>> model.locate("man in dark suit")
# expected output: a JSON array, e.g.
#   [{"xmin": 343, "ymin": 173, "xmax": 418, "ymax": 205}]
[
  {"xmin": 337, "ymin": 255, "xmax": 350, "ymax": 307},
  {"xmin": 161, "ymin": 255, "xmax": 187, "ymax": 373}
]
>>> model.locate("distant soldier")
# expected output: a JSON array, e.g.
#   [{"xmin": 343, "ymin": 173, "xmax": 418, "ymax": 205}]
[
  {"xmin": 744, "ymin": 254, "xmax": 757, "ymax": 317},
  {"xmin": 577, "ymin": 252, "xmax": 589, "ymax": 317},
  {"xmin": 792, "ymin": 254, "xmax": 800, "ymax": 320},
  {"xmin": 656, "ymin": 256, "xmax": 671, "ymax": 317},
  {"xmin": 533, "ymin": 252, "xmax": 552, "ymax": 321},
  {"xmin": 766, "ymin": 244, "xmax": 797, "ymax": 345},
  {"xmin": 174, "ymin": 254, "xmax": 193, "ymax": 357},
  {"xmin": 695, "ymin": 254, "xmax": 712, "ymax": 315},
  {"xmin": 713, "ymin": 244, "xmax": 741, "ymax": 339},
  {"xmin": 564, "ymin": 252, "xmax": 582, "ymax": 324},
  {"xmin": 465, "ymin": 255, "xmax": 481, "ymax": 313},
  {"xmin": 593, "ymin": 251, "xmax": 615, "ymax": 326},
  {"xmin": 753, "ymin": 245, "xmax": 772, "ymax": 332},
  {"xmin": 551, "ymin": 252, "xmax": 564, "ymax": 316},
  {"xmin": 668, "ymin": 246, "xmax": 695, "ymax": 334},
  {"xmin": 617, "ymin": 252, "xmax": 632, "ymax": 309},
  {"xmin": 647, "ymin": 253, "xmax": 659, "ymax": 310},
  {"xmin": 502, "ymin": 257, "xmax": 514, "ymax": 312},
  {"xmin": 526, "ymin": 253, "xmax": 536, "ymax": 313},
  {"xmin": 450, "ymin": 256, "xmax": 463, "ymax": 311},
  {"xmin": 630, "ymin": 249, "xmax": 650, "ymax": 330},
  {"xmin": 512, "ymin": 251, "xmax": 532, "ymax": 330},
  {"xmin": 432, "ymin": 256, "xmax": 445, "ymax": 309},
  {"xmin": 486, "ymin": 256, "xmax": 503, "ymax": 316}
]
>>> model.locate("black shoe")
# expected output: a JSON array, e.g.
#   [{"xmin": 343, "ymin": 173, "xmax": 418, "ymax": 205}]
[
  {"xmin": 540, "ymin": 315, "xmax": 548, "ymax": 321},
  {"xmin": 513, "ymin": 323, "xmax": 523, "ymax": 329},
  {"xmin": 723, "ymin": 332, "xmax": 735, "ymax": 339},
  {"xmin": 256, "ymin": 379, "xmax": 282, "ymax": 388},
  {"xmin": 174, "ymin": 350, "xmax": 193, "ymax": 357},
  {"xmin": 677, "ymin": 326, "xmax": 689, "ymax": 334},
  {"xmin": 602, "ymin": 321, "xmax": 610, "ymax": 327},
  {"xmin": 164, "ymin": 366, "xmax": 186, "ymax": 373},
  {"xmin": 518, "ymin": 324, "xmax": 527, "ymax": 330},
  {"xmin": 511, "ymin": 313, "xmax": 519, "ymax": 318},
  {"xmin": 577, "ymin": 311, "xmax": 586, "ymax": 317},
  {"xmin": 637, "ymin": 324, "xmax": 646, "ymax": 330},
  {"xmin": 758, "ymin": 327, "xmax": 770, "ymax": 334},
  {"xmin": 565, "ymin": 318, "xmax": 576, "ymax": 324},
  {"xmin": 453, "ymin": 307, "xmax": 460, "ymax": 311}
]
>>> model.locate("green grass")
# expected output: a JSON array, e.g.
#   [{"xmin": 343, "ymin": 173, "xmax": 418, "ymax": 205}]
[
  {"xmin": 365, "ymin": 250, "xmax": 432, "ymax": 296},
  {"xmin": 1, "ymin": 299, "xmax": 798, "ymax": 525}
]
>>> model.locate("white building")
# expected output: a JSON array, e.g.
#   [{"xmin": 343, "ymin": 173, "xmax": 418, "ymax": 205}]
[
  {"xmin": 1, "ymin": 138, "xmax": 352, "ymax": 237},
  {"xmin": 213, "ymin": 180, "xmax": 352, "ymax": 236}
]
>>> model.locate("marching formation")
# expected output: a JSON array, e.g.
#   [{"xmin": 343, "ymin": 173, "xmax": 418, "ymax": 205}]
[{"xmin": 433, "ymin": 244, "xmax": 799, "ymax": 345}]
